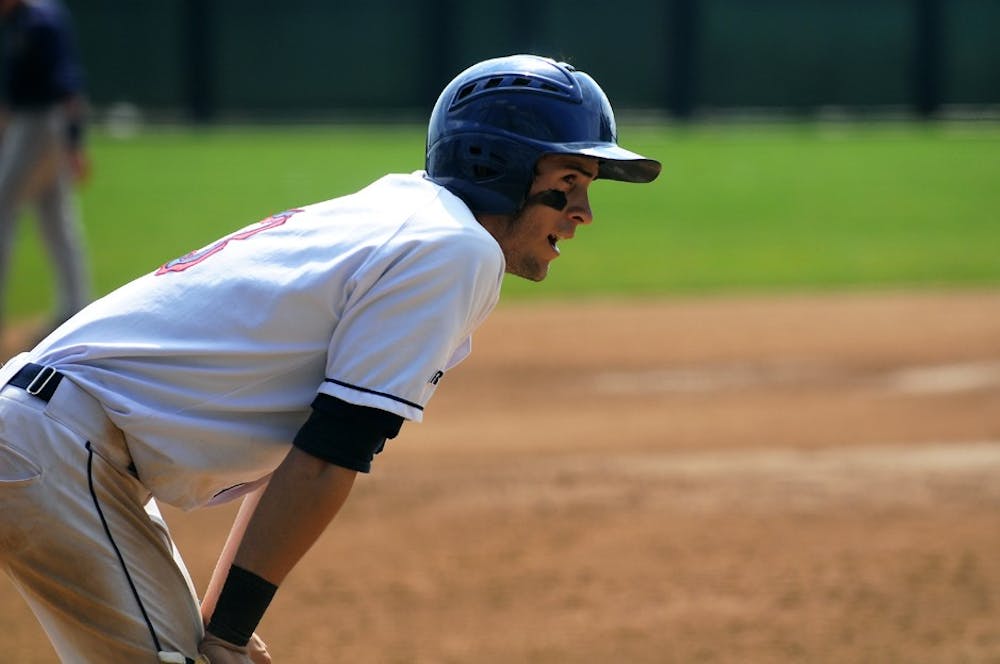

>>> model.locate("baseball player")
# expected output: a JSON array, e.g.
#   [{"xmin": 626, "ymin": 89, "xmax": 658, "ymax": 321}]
[
  {"xmin": 0, "ymin": 0, "xmax": 91, "ymax": 339},
  {"xmin": 0, "ymin": 54, "xmax": 660, "ymax": 663}
]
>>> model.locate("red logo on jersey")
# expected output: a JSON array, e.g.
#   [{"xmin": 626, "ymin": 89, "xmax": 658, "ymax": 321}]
[{"xmin": 155, "ymin": 209, "xmax": 303, "ymax": 275}]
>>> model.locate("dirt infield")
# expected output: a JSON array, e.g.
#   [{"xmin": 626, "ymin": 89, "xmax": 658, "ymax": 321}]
[{"xmin": 3, "ymin": 290, "xmax": 1000, "ymax": 663}]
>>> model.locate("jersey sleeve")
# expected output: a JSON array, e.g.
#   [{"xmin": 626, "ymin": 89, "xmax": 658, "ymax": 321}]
[{"xmin": 318, "ymin": 232, "xmax": 502, "ymax": 421}]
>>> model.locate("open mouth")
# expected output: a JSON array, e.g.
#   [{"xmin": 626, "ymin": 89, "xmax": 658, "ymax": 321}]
[{"xmin": 548, "ymin": 234, "xmax": 560, "ymax": 254}]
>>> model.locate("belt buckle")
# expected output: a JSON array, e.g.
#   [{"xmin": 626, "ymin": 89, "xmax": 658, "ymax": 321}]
[{"xmin": 26, "ymin": 366, "xmax": 57, "ymax": 397}]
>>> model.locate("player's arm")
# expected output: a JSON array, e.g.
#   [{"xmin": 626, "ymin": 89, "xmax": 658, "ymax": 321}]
[
  {"xmin": 47, "ymin": 13, "xmax": 90, "ymax": 181},
  {"xmin": 202, "ymin": 396, "xmax": 402, "ymax": 653},
  {"xmin": 233, "ymin": 446, "xmax": 358, "ymax": 583},
  {"xmin": 200, "ymin": 484, "xmax": 268, "ymax": 625},
  {"xmin": 62, "ymin": 93, "xmax": 90, "ymax": 182}
]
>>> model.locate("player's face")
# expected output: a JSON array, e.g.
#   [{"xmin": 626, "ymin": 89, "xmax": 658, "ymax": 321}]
[{"xmin": 495, "ymin": 155, "xmax": 598, "ymax": 282}]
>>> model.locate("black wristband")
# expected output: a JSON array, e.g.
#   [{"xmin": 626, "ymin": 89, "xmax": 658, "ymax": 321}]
[
  {"xmin": 66, "ymin": 119, "xmax": 84, "ymax": 149},
  {"xmin": 206, "ymin": 565, "xmax": 278, "ymax": 647}
]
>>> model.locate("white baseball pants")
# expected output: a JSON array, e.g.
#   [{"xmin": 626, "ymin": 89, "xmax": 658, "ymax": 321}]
[{"xmin": 0, "ymin": 355, "xmax": 204, "ymax": 663}]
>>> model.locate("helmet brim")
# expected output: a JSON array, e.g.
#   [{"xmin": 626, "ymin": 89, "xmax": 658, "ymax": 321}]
[{"xmin": 554, "ymin": 143, "xmax": 662, "ymax": 183}]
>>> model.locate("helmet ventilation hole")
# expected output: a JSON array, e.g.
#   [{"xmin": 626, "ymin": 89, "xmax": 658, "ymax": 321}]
[
  {"xmin": 472, "ymin": 164, "xmax": 499, "ymax": 180},
  {"xmin": 457, "ymin": 83, "xmax": 477, "ymax": 100}
]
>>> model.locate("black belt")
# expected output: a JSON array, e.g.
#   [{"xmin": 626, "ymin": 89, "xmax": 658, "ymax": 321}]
[{"xmin": 6, "ymin": 363, "xmax": 65, "ymax": 402}]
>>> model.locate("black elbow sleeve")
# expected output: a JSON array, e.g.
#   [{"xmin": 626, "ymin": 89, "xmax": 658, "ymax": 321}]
[{"xmin": 292, "ymin": 394, "xmax": 404, "ymax": 472}]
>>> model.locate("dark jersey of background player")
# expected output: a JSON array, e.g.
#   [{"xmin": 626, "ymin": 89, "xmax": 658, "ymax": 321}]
[{"xmin": 2, "ymin": 0, "xmax": 86, "ymax": 114}]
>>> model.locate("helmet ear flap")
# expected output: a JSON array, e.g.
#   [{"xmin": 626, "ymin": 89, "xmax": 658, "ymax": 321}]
[
  {"xmin": 428, "ymin": 135, "xmax": 541, "ymax": 215},
  {"xmin": 462, "ymin": 141, "xmax": 506, "ymax": 183}
]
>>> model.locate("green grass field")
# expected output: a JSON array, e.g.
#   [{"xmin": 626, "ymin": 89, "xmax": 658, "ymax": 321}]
[{"xmin": 5, "ymin": 121, "xmax": 1000, "ymax": 319}]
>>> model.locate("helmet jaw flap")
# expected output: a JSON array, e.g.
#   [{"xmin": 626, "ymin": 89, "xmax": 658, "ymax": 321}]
[{"xmin": 426, "ymin": 54, "xmax": 661, "ymax": 216}]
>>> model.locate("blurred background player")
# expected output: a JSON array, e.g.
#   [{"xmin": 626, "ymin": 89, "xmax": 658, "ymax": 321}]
[{"xmin": 0, "ymin": 0, "xmax": 90, "ymax": 343}]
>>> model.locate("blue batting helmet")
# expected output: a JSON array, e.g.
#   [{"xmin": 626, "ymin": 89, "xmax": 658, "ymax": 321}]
[{"xmin": 425, "ymin": 54, "xmax": 661, "ymax": 215}]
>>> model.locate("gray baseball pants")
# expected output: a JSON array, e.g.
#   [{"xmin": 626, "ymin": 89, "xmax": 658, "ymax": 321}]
[{"xmin": 0, "ymin": 108, "xmax": 89, "ymax": 328}]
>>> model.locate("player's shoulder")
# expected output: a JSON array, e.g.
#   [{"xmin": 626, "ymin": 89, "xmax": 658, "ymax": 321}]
[
  {"xmin": 364, "ymin": 171, "xmax": 491, "ymax": 237},
  {"xmin": 303, "ymin": 171, "xmax": 502, "ymax": 269},
  {"xmin": 383, "ymin": 174, "xmax": 503, "ymax": 272},
  {"xmin": 413, "ymin": 178, "xmax": 501, "ymax": 255},
  {"xmin": 359, "ymin": 170, "xmax": 440, "ymax": 198}
]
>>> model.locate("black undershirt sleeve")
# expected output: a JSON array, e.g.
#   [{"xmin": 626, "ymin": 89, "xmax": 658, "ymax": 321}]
[{"xmin": 292, "ymin": 394, "xmax": 404, "ymax": 472}]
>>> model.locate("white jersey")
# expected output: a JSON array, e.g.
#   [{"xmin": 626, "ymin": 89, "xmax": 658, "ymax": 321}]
[{"xmin": 29, "ymin": 171, "xmax": 505, "ymax": 509}]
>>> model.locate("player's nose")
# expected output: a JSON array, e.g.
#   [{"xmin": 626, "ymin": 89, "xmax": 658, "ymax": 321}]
[{"xmin": 569, "ymin": 194, "xmax": 593, "ymax": 226}]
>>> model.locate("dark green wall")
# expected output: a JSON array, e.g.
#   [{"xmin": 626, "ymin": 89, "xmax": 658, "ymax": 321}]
[{"xmin": 60, "ymin": 0, "xmax": 1000, "ymax": 120}]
